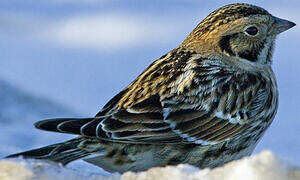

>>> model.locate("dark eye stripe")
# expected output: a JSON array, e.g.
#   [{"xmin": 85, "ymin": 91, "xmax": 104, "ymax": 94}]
[{"xmin": 218, "ymin": 33, "xmax": 238, "ymax": 56}]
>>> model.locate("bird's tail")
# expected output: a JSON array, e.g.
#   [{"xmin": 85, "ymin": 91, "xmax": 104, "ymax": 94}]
[{"xmin": 6, "ymin": 137, "xmax": 103, "ymax": 165}]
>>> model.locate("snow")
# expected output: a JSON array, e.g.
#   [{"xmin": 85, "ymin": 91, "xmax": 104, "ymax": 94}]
[
  {"xmin": 0, "ymin": 159, "xmax": 119, "ymax": 180},
  {"xmin": 0, "ymin": 161, "xmax": 33, "ymax": 180},
  {"xmin": 1, "ymin": 151, "xmax": 299, "ymax": 180},
  {"xmin": 122, "ymin": 151, "xmax": 300, "ymax": 180}
]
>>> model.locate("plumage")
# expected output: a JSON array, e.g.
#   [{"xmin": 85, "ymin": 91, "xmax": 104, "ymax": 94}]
[{"xmin": 7, "ymin": 3, "xmax": 295, "ymax": 173}]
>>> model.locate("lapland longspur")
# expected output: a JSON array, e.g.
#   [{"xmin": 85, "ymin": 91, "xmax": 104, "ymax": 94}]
[{"xmin": 7, "ymin": 3, "xmax": 295, "ymax": 173}]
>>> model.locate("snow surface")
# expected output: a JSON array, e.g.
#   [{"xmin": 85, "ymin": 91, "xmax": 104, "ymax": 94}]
[{"xmin": 1, "ymin": 151, "xmax": 299, "ymax": 180}]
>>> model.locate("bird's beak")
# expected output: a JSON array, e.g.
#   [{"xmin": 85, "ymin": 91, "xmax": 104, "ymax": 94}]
[{"xmin": 273, "ymin": 17, "xmax": 296, "ymax": 34}]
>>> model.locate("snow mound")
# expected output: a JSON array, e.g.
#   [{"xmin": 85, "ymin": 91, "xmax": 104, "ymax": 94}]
[
  {"xmin": 0, "ymin": 161, "xmax": 33, "ymax": 180},
  {"xmin": 123, "ymin": 150, "xmax": 300, "ymax": 180},
  {"xmin": 1, "ymin": 150, "xmax": 299, "ymax": 180},
  {"xmin": 0, "ymin": 159, "xmax": 119, "ymax": 180}
]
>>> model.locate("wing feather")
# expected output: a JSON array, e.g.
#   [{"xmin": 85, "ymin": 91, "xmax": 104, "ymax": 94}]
[
  {"xmin": 80, "ymin": 118, "xmax": 102, "ymax": 136},
  {"xmin": 113, "ymin": 110, "xmax": 163, "ymax": 123}
]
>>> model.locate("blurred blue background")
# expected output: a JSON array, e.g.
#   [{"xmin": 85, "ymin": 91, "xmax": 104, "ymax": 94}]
[{"xmin": 0, "ymin": 0, "xmax": 299, "ymax": 166}]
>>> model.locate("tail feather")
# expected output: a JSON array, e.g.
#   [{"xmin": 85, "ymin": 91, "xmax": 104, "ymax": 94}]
[
  {"xmin": 6, "ymin": 143, "xmax": 59, "ymax": 159},
  {"xmin": 34, "ymin": 118, "xmax": 94, "ymax": 135},
  {"xmin": 6, "ymin": 138, "xmax": 97, "ymax": 165}
]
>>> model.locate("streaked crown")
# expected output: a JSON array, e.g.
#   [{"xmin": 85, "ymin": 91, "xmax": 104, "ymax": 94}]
[{"xmin": 189, "ymin": 3, "xmax": 270, "ymax": 37}]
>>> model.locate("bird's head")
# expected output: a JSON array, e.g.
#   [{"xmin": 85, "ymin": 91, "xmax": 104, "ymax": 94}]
[{"xmin": 181, "ymin": 3, "xmax": 295, "ymax": 65}]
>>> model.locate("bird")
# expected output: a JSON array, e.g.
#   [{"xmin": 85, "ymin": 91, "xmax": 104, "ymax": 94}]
[{"xmin": 7, "ymin": 3, "xmax": 295, "ymax": 173}]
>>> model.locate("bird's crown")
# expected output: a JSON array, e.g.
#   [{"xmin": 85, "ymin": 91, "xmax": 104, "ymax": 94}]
[{"xmin": 191, "ymin": 3, "xmax": 270, "ymax": 37}]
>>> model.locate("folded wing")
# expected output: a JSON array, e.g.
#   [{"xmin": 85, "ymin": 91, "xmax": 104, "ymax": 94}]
[{"xmin": 35, "ymin": 49, "xmax": 266, "ymax": 145}]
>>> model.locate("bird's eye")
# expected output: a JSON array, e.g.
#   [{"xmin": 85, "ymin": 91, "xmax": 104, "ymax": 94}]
[{"xmin": 244, "ymin": 26, "xmax": 259, "ymax": 36}]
